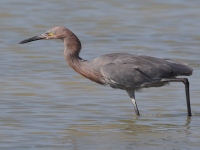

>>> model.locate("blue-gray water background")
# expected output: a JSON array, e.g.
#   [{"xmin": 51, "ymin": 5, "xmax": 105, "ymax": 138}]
[{"xmin": 1, "ymin": 0, "xmax": 200, "ymax": 149}]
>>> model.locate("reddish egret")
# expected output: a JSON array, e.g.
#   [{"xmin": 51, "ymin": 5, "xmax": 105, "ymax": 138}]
[{"xmin": 19, "ymin": 26, "xmax": 193, "ymax": 116}]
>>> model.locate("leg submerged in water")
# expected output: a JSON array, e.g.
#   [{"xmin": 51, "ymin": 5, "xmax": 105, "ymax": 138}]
[
  {"xmin": 126, "ymin": 90, "xmax": 140, "ymax": 115},
  {"xmin": 161, "ymin": 78, "xmax": 192, "ymax": 116}
]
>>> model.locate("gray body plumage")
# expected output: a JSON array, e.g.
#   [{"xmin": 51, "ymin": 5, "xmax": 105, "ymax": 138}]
[{"xmin": 89, "ymin": 53, "xmax": 192, "ymax": 90}]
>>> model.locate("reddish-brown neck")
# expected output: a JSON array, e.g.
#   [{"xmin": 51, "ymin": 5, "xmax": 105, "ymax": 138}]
[{"xmin": 63, "ymin": 33, "xmax": 103, "ymax": 84}]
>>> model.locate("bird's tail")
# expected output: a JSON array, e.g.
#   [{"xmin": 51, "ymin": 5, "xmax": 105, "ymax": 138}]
[{"xmin": 164, "ymin": 58, "xmax": 193, "ymax": 76}]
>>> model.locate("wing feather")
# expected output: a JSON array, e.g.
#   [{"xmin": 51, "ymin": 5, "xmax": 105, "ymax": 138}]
[
  {"xmin": 91, "ymin": 53, "xmax": 191, "ymax": 89},
  {"xmin": 97, "ymin": 54, "xmax": 173, "ymax": 89}
]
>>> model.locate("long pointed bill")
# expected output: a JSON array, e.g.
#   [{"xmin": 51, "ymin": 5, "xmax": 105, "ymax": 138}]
[{"xmin": 19, "ymin": 34, "xmax": 46, "ymax": 44}]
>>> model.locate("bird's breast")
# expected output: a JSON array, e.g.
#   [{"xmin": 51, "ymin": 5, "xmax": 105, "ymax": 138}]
[{"xmin": 68, "ymin": 60, "xmax": 105, "ymax": 85}]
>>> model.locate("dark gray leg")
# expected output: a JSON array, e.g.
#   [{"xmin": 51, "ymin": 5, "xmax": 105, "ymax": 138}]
[
  {"xmin": 126, "ymin": 90, "xmax": 140, "ymax": 115},
  {"xmin": 161, "ymin": 78, "xmax": 192, "ymax": 116}
]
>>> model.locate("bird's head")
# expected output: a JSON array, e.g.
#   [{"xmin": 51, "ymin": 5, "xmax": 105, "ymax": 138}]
[{"xmin": 19, "ymin": 26, "xmax": 69, "ymax": 44}]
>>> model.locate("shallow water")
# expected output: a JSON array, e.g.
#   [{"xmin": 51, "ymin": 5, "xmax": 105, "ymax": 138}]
[{"xmin": 1, "ymin": 0, "xmax": 200, "ymax": 149}]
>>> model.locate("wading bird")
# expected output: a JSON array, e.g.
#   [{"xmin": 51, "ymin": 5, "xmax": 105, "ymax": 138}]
[{"xmin": 19, "ymin": 26, "xmax": 193, "ymax": 116}]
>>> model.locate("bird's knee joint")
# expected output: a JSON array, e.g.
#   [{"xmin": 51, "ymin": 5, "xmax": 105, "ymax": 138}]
[{"xmin": 182, "ymin": 78, "xmax": 189, "ymax": 85}]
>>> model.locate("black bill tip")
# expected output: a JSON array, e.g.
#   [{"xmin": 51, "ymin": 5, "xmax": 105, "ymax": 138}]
[{"xmin": 19, "ymin": 35, "xmax": 45, "ymax": 44}]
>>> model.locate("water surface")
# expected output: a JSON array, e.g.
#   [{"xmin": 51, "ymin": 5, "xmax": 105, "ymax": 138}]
[{"xmin": 1, "ymin": 0, "xmax": 200, "ymax": 149}]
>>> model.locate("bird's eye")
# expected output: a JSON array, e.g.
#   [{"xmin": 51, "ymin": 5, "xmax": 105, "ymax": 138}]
[{"xmin": 47, "ymin": 32, "xmax": 53, "ymax": 36}]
